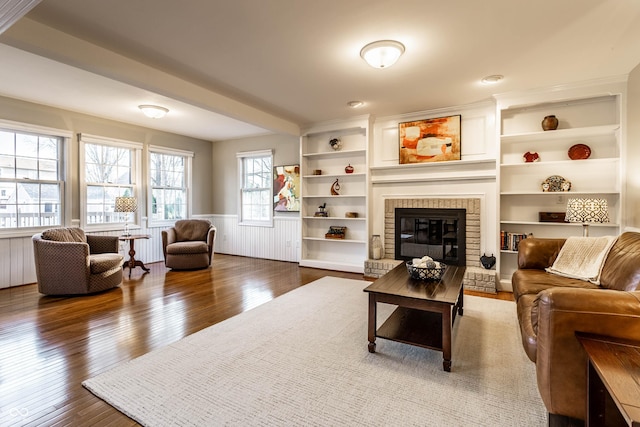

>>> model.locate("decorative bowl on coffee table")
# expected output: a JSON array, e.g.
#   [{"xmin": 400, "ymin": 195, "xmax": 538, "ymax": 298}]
[{"xmin": 406, "ymin": 261, "xmax": 446, "ymax": 281}]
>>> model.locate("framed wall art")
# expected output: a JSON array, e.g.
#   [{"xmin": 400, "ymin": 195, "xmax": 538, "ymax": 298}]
[
  {"xmin": 273, "ymin": 164, "xmax": 300, "ymax": 212},
  {"xmin": 398, "ymin": 114, "xmax": 461, "ymax": 164}
]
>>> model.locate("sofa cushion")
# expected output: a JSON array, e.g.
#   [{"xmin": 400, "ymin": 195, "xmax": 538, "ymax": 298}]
[
  {"xmin": 42, "ymin": 227, "xmax": 86, "ymax": 243},
  {"xmin": 174, "ymin": 219, "xmax": 211, "ymax": 242},
  {"xmin": 599, "ymin": 232, "xmax": 640, "ymax": 291},
  {"xmin": 512, "ymin": 269, "xmax": 598, "ymax": 301},
  {"xmin": 90, "ymin": 253, "xmax": 124, "ymax": 274},
  {"xmin": 166, "ymin": 241, "xmax": 209, "ymax": 255}
]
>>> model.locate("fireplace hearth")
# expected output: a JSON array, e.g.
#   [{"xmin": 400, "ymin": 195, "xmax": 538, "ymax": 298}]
[{"xmin": 363, "ymin": 197, "xmax": 496, "ymax": 294}]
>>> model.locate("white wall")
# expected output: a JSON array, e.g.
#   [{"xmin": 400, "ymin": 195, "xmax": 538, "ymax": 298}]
[
  {"xmin": 209, "ymin": 133, "xmax": 301, "ymax": 262},
  {"xmin": 627, "ymin": 62, "xmax": 640, "ymax": 229},
  {"xmin": 370, "ymin": 101, "xmax": 499, "ymax": 268},
  {"xmin": 210, "ymin": 215, "xmax": 300, "ymax": 262}
]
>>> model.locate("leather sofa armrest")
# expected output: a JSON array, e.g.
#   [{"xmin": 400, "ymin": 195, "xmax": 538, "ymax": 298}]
[
  {"xmin": 535, "ymin": 287, "xmax": 640, "ymax": 420},
  {"xmin": 517, "ymin": 238, "xmax": 566, "ymax": 269},
  {"xmin": 87, "ymin": 234, "xmax": 120, "ymax": 254}
]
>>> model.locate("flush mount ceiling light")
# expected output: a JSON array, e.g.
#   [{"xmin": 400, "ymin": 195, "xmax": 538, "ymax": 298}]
[
  {"xmin": 347, "ymin": 100, "xmax": 365, "ymax": 108},
  {"xmin": 481, "ymin": 74, "xmax": 504, "ymax": 85},
  {"xmin": 138, "ymin": 104, "xmax": 169, "ymax": 119},
  {"xmin": 360, "ymin": 40, "xmax": 405, "ymax": 69}
]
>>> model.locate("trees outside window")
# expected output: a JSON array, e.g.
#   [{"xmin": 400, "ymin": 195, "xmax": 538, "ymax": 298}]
[
  {"xmin": 149, "ymin": 146, "xmax": 192, "ymax": 225},
  {"xmin": 79, "ymin": 134, "xmax": 142, "ymax": 230}
]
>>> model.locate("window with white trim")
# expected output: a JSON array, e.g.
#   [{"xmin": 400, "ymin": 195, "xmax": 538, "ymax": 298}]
[
  {"xmin": 0, "ymin": 123, "xmax": 66, "ymax": 231},
  {"xmin": 79, "ymin": 134, "xmax": 142, "ymax": 230},
  {"xmin": 148, "ymin": 145, "xmax": 193, "ymax": 225},
  {"xmin": 237, "ymin": 149, "xmax": 273, "ymax": 227}
]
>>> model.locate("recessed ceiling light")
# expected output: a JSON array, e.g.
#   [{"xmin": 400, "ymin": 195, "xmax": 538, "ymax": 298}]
[
  {"xmin": 347, "ymin": 101, "xmax": 365, "ymax": 108},
  {"xmin": 481, "ymin": 75, "xmax": 504, "ymax": 85},
  {"xmin": 360, "ymin": 40, "xmax": 405, "ymax": 69},
  {"xmin": 138, "ymin": 104, "xmax": 169, "ymax": 118}
]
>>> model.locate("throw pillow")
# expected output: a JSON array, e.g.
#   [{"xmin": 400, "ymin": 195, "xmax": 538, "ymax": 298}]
[{"xmin": 546, "ymin": 235, "xmax": 618, "ymax": 285}]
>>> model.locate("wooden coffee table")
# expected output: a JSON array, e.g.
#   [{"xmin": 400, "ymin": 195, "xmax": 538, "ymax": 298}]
[{"xmin": 364, "ymin": 262, "xmax": 466, "ymax": 372}]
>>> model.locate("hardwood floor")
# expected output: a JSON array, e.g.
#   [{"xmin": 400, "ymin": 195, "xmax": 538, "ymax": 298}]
[{"xmin": 0, "ymin": 255, "xmax": 512, "ymax": 426}]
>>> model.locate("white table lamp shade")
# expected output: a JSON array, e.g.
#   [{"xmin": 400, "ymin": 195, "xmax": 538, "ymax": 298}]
[{"xmin": 566, "ymin": 198, "xmax": 609, "ymax": 237}]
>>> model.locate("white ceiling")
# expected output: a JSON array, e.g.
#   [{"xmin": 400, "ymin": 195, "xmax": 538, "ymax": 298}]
[{"xmin": 1, "ymin": 0, "xmax": 640, "ymax": 141}]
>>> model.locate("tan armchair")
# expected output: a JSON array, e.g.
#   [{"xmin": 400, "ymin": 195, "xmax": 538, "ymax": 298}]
[
  {"xmin": 162, "ymin": 219, "xmax": 216, "ymax": 270},
  {"xmin": 32, "ymin": 227, "xmax": 124, "ymax": 295}
]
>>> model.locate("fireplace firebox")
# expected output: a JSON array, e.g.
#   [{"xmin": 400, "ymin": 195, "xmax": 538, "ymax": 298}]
[{"xmin": 394, "ymin": 208, "xmax": 466, "ymax": 266}]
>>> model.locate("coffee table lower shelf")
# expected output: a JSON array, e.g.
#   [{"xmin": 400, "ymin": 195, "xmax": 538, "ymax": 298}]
[{"xmin": 376, "ymin": 307, "xmax": 444, "ymax": 351}]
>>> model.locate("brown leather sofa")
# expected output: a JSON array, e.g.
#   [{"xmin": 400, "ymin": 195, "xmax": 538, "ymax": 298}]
[
  {"xmin": 162, "ymin": 219, "xmax": 216, "ymax": 270},
  {"xmin": 512, "ymin": 231, "xmax": 640, "ymax": 425}
]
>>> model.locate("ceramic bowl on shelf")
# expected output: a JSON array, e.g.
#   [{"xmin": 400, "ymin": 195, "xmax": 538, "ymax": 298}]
[
  {"xmin": 568, "ymin": 144, "xmax": 591, "ymax": 160},
  {"xmin": 523, "ymin": 151, "xmax": 540, "ymax": 163}
]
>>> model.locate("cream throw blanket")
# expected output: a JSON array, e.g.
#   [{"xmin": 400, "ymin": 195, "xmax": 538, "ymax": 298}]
[{"xmin": 546, "ymin": 236, "xmax": 618, "ymax": 284}]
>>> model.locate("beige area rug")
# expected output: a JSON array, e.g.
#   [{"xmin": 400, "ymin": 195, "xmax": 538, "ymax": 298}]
[{"xmin": 83, "ymin": 277, "xmax": 547, "ymax": 426}]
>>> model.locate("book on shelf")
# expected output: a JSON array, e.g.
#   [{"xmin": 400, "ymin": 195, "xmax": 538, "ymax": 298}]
[{"xmin": 500, "ymin": 231, "xmax": 531, "ymax": 251}]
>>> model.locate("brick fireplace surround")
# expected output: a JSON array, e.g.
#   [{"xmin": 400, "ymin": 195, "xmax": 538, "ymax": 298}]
[{"xmin": 364, "ymin": 197, "xmax": 497, "ymax": 293}]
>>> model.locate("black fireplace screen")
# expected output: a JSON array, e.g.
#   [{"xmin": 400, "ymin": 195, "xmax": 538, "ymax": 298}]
[{"xmin": 395, "ymin": 208, "xmax": 466, "ymax": 266}]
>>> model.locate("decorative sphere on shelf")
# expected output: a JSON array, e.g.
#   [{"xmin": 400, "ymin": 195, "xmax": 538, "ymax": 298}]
[{"xmin": 329, "ymin": 138, "xmax": 342, "ymax": 150}]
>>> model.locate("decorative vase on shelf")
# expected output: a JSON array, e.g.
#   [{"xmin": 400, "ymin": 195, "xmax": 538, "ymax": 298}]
[
  {"xmin": 345, "ymin": 164, "xmax": 354, "ymax": 174},
  {"xmin": 371, "ymin": 235, "xmax": 383, "ymax": 260},
  {"xmin": 541, "ymin": 115, "xmax": 559, "ymax": 131}
]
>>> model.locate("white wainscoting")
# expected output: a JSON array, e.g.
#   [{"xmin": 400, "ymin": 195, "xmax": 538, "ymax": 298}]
[
  {"xmin": 0, "ymin": 215, "xmax": 301, "ymax": 289},
  {"xmin": 0, "ymin": 236, "xmax": 37, "ymax": 288},
  {"xmin": 209, "ymin": 214, "xmax": 301, "ymax": 262}
]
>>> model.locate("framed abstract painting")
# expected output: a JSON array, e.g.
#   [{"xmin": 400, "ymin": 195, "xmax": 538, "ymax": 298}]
[
  {"xmin": 273, "ymin": 164, "xmax": 300, "ymax": 212},
  {"xmin": 398, "ymin": 115, "xmax": 461, "ymax": 164}
]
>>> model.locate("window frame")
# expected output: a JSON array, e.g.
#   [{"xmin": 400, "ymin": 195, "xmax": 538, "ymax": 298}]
[
  {"xmin": 147, "ymin": 145, "xmax": 193, "ymax": 228},
  {"xmin": 237, "ymin": 149, "xmax": 274, "ymax": 227},
  {"xmin": 78, "ymin": 133, "xmax": 143, "ymax": 232},
  {"xmin": 0, "ymin": 119, "xmax": 71, "ymax": 238}
]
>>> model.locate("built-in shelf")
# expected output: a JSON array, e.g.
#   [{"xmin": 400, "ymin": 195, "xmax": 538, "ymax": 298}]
[
  {"xmin": 303, "ymin": 216, "xmax": 365, "ymax": 221},
  {"xmin": 500, "ymin": 158, "xmax": 618, "ymax": 168},
  {"xmin": 496, "ymin": 90, "xmax": 623, "ymax": 292},
  {"xmin": 300, "ymin": 119, "xmax": 370, "ymax": 274},
  {"xmin": 500, "ymin": 191, "xmax": 619, "ymax": 196},
  {"xmin": 500, "ymin": 124, "xmax": 619, "ymax": 143},
  {"xmin": 500, "ymin": 220, "xmax": 620, "ymax": 227},
  {"xmin": 302, "ymin": 237, "xmax": 366, "ymax": 243},
  {"xmin": 303, "ymin": 172, "xmax": 366, "ymax": 179},
  {"xmin": 302, "ymin": 148, "xmax": 366, "ymax": 158},
  {"xmin": 303, "ymin": 194, "xmax": 366, "ymax": 198}
]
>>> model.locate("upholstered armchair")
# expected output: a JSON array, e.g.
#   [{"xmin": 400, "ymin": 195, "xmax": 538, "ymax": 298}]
[
  {"xmin": 162, "ymin": 219, "xmax": 216, "ymax": 270},
  {"xmin": 32, "ymin": 227, "xmax": 124, "ymax": 295}
]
